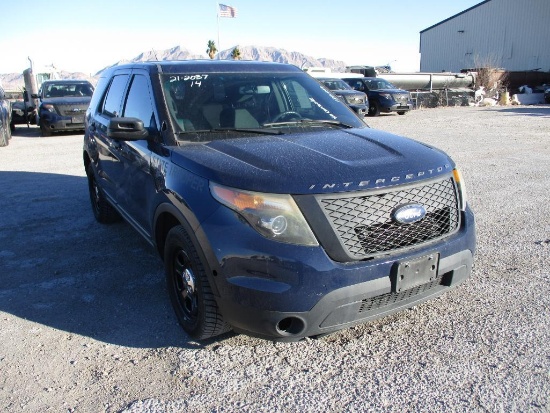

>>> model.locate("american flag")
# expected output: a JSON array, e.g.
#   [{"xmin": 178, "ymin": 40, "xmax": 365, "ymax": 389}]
[{"xmin": 218, "ymin": 3, "xmax": 238, "ymax": 18}]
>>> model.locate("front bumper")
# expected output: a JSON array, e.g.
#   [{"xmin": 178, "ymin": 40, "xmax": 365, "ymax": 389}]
[
  {"xmin": 40, "ymin": 111, "xmax": 86, "ymax": 132},
  {"xmin": 201, "ymin": 206, "xmax": 476, "ymax": 341},
  {"xmin": 348, "ymin": 104, "xmax": 368, "ymax": 116},
  {"xmin": 382, "ymin": 102, "xmax": 413, "ymax": 113}
]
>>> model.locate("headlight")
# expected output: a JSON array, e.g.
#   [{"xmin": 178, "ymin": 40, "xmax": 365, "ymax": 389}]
[
  {"xmin": 42, "ymin": 104, "xmax": 56, "ymax": 113},
  {"xmin": 345, "ymin": 96, "xmax": 365, "ymax": 105},
  {"xmin": 210, "ymin": 183, "xmax": 319, "ymax": 246},
  {"xmin": 453, "ymin": 168, "xmax": 468, "ymax": 211}
]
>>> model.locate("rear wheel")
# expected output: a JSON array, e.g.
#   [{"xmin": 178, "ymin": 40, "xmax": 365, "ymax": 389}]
[
  {"xmin": 165, "ymin": 225, "xmax": 231, "ymax": 340},
  {"xmin": 85, "ymin": 163, "xmax": 120, "ymax": 223},
  {"xmin": 368, "ymin": 101, "xmax": 380, "ymax": 116}
]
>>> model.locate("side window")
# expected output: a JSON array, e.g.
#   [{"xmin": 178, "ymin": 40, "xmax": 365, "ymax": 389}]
[
  {"xmin": 102, "ymin": 75, "xmax": 129, "ymax": 117},
  {"xmin": 123, "ymin": 74, "xmax": 157, "ymax": 130}
]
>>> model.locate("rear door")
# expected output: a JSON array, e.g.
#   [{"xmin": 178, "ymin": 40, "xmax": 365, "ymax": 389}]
[
  {"xmin": 91, "ymin": 70, "xmax": 131, "ymax": 205},
  {"xmin": 116, "ymin": 70, "xmax": 161, "ymax": 236}
]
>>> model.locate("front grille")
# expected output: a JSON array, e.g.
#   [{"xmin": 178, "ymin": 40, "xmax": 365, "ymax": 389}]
[
  {"xmin": 319, "ymin": 177, "xmax": 460, "ymax": 259},
  {"xmin": 358, "ymin": 277, "xmax": 442, "ymax": 313},
  {"xmin": 57, "ymin": 104, "xmax": 88, "ymax": 116}
]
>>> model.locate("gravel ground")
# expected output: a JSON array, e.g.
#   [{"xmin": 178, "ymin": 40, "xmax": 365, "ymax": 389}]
[{"xmin": 0, "ymin": 106, "xmax": 549, "ymax": 413}]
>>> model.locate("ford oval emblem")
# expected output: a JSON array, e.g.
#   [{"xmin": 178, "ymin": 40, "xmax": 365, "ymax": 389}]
[{"xmin": 392, "ymin": 203, "xmax": 427, "ymax": 224}]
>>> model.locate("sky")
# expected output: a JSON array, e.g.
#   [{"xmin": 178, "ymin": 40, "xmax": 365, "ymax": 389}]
[{"xmin": 1, "ymin": 0, "xmax": 483, "ymax": 76}]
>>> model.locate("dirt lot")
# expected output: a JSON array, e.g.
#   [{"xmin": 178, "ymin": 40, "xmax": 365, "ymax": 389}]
[{"xmin": 0, "ymin": 106, "xmax": 549, "ymax": 413}]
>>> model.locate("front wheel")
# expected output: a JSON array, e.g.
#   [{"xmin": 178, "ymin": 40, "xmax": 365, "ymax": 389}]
[
  {"xmin": 367, "ymin": 101, "xmax": 380, "ymax": 117},
  {"xmin": 165, "ymin": 226, "xmax": 231, "ymax": 340},
  {"xmin": 397, "ymin": 111, "xmax": 407, "ymax": 115}
]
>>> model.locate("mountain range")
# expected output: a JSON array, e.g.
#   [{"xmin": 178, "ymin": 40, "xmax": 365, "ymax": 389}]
[{"xmin": 1, "ymin": 45, "xmax": 348, "ymax": 91}]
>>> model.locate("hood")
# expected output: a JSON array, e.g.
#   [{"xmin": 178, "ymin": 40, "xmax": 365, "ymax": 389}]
[
  {"xmin": 332, "ymin": 90, "xmax": 365, "ymax": 97},
  {"xmin": 41, "ymin": 97, "xmax": 92, "ymax": 106},
  {"xmin": 170, "ymin": 128, "xmax": 454, "ymax": 194},
  {"xmin": 374, "ymin": 88, "xmax": 409, "ymax": 94}
]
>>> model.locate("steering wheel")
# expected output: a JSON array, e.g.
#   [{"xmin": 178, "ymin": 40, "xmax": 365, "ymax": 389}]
[{"xmin": 271, "ymin": 111, "xmax": 302, "ymax": 122}]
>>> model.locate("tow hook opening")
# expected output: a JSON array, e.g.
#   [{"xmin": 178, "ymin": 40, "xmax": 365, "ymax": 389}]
[{"xmin": 276, "ymin": 317, "xmax": 305, "ymax": 336}]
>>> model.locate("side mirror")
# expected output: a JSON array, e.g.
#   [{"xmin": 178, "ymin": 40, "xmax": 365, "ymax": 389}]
[{"xmin": 107, "ymin": 117, "xmax": 149, "ymax": 140}]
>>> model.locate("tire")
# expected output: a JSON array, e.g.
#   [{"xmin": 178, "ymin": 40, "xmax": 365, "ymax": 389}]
[
  {"xmin": 368, "ymin": 101, "xmax": 380, "ymax": 117},
  {"xmin": 85, "ymin": 163, "xmax": 120, "ymax": 224},
  {"xmin": 165, "ymin": 225, "xmax": 231, "ymax": 340},
  {"xmin": 397, "ymin": 111, "xmax": 407, "ymax": 115},
  {"xmin": 40, "ymin": 120, "xmax": 52, "ymax": 137}
]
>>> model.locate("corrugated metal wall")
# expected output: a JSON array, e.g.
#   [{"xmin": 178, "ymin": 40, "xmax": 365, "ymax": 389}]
[{"xmin": 420, "ymin": 0, "xmax": 550, "ymax": 72}]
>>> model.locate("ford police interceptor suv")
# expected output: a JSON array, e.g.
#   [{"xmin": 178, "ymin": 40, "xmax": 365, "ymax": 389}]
[{"xmin": 83, "ymin": 60, "xmax": 475, "ymax": 341}]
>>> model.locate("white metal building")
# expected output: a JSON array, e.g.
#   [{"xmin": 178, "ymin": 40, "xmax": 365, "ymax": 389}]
[{"xmin": 419, "ymin": 0, "xmax": 550, "ymax": 72}]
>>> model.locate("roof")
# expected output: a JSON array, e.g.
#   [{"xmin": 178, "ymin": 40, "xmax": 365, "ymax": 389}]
[
  {"xmin": 108, "ymin": 60, "xmax": 303, "ymax": 75},
  {"xmin": 420, "ymin": 0, "xmax": 491, "ymax": 34},
  {"xmin": 41, "ymin": 79, "xmax": 92, "ymax": 84}
]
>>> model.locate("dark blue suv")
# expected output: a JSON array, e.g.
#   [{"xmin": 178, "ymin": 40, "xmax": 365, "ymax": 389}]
[
  {"xmin": 83, "ymin": 61, "xmax": 475, "ymax": 341},
  {"xmin": 341, "ymin": 76, "xmax": 413, "ymax": 116},
  {"xmin": 35, "ymin": 79, "xmax": 94, "ymax": 136}
]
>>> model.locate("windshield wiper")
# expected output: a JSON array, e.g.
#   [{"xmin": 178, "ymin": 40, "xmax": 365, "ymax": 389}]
[
  {"xmin": 177, "ymin": 127, "xmax": 284, "ymax": 136},
  {"xmin": 263, "ymin": 119, "xmax": 354, "ymax": 128}
]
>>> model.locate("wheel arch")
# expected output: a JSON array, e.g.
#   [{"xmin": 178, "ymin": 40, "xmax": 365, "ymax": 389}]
[
  {"xmin": 153, "ymin": 202, "xmax": 222, "ymax": 298},
  {"xmin": 153, "ymin": 202, "xmax": 202, "ymax": 261}
]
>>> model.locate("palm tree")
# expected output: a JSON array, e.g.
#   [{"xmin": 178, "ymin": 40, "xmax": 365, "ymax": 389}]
[
  {"xmin": 206, "ymin": 40, "xmax": 217, "ymax": 60},
  {"xmin": 231, "ymin": 47, "xmax": 241, "ymax": 60}
]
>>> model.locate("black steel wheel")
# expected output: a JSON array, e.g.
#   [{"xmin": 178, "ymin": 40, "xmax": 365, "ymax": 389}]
[
  {"xmin": 368, "ymin": 101, "xmax": 380, "ymax": 116},
  {"xmin": 85, "ymin": 163, "xmax": 120, "ymax": 224},
  {"xmin": 165, "ymin": 226, "xmax": 230, "ymax": 340}
]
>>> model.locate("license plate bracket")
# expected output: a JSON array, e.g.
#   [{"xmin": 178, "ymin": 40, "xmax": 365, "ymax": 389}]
[
  {"xmin": 391, "ymin": 253, "xmax": 440, "ymax": 293},
  {"xmin": 71, "ymin": 116, "xmax": 84, "ymax": 124}
]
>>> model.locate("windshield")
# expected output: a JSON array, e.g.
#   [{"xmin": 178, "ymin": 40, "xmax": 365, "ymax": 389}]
[
  {"xmin": 43, "ymin": 82, "xmax": 94, "ymax": 98},
  {"xmin": 319, "ymin": 78, "xmax": 353, "ymax": 91},
  {"xmin": 161, "ymin": 72, "xmax": 365, "ymax": 138},
  {"xmin": 364, "ymin": 79, "xmax": 397, "ymax": 90}
]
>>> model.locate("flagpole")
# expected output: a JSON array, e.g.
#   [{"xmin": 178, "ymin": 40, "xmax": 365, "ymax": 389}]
[{"xmin": 216, "ymin": 2, "xmax": 220, "ymax": 60}]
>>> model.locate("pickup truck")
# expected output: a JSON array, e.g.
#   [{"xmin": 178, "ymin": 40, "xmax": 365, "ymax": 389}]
[{"xmin": 83, "ymin": 61, "xmax": 475, "ymax": 341}]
